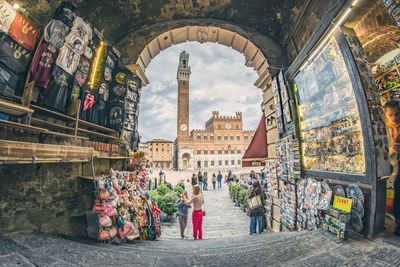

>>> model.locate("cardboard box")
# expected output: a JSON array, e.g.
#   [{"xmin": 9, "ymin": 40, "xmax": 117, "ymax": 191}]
[
  {"xmin": 272, "ymin": 204, "xmax": 281, "ymax": 220},
  {"xmin": 272, "ymin": 196, "xmax": 281, "ymax": 206},
  {"xmin": 272, "ymin": 218, "xmax": 281, "ymax": 233}
]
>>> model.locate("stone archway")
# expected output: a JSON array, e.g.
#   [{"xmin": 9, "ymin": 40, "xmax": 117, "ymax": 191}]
[
  {"xmin": 182, "ymin": 152, "xmax": 191, "ymax": 169},
  {"xmin": 117, "ymin": 20, "xmax": 284, "ymax": 89}
]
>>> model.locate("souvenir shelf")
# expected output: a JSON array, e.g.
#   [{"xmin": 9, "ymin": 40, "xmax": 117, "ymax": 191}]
[
  {"xmin": 380, "ymin": 0, "xmax": 400, "ymax": 29},
  {"xmin": 265, "ymin": 160, "xmax": 279, "ymax": 197},
  {"xmin": 374, "ymin": 64, "xmax": 400, "ymax": 105},
  {"xmin": 294, "ymin": 37, "xmax": 366, "ymax": 175},
  {"xmin": 323, "ymin": 206, "xmax": 350, "ymax": 240}
]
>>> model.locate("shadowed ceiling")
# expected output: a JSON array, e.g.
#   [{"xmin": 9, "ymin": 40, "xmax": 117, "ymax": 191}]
[{"xmin": 19, "ymin": 0, "xmax": 304, "ymax": 45}]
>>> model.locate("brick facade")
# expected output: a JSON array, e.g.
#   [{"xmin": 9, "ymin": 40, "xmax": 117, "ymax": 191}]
[{"xmin": 146, "ymin": 139, "xmax": 174, "ymax": 168}]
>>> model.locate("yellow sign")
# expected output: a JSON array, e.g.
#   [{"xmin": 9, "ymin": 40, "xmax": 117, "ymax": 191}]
[{"xmin": 333, "ymin": 195, "xmax": 352, "ymax": 212}]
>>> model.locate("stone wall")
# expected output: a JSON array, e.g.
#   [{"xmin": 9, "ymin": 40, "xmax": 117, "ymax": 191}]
[{"xmin": 0, "ymin": 159, "xmax": 124, "ymax": 236}]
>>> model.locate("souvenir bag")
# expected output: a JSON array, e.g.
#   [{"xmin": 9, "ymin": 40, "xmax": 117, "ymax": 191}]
[
  {"xmin": 98, "ymin": 228, "xmax": 110, "ymax": 241},
  {"xmin": 99, "ymin": 216, "xmax": 112, "ymax": 227},
  {"xmin": 116, "ymin": 209, "xmax": 125, "ymax": 227},
  {"xmin": 109, "ymin": 227, "xmax": 117, "ymax": 238},
  {"xmin": 247, "ymin": 195, "xmax": 262, "ymax": 210},
  {"xmin": 93, "ymin": 199, "xmax": 105, "ymax": 213},
  {"xmin": 99, "ymin": 189, "xmax": 111, "ymax": 200}
]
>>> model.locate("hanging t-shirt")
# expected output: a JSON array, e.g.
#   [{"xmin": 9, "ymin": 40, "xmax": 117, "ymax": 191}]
[
  {"xmin": 65, "ymin": 32, "xmax": 86, "ymax": 55},
  {"xmin": 120, "ymin": 129, "xmax": 133, "ymax": 149},
  {"xmin": 79, "ymin": 87, "xmax": 95, "ymax": 122},
  {"xmin": 109, "ymin": 83, "xmax": 126, "ymax": 101},
  {"xmin": 44, "ymin": 19, "xmax": 70, "ymax": 49},
  {"xmin": 53, "ymin": 2, "xmax": 80, "ymax": 28},
  {"xmin": 29, "ymin": 42, "xmax": 58, "ymax": 89},
  {"xmin": 124, "ymin": 100, "xmax": 136, "ymax": 115},
  {"xmin": 107, "ymin": 99, "xmax": 124, "ymax": 132},
  {"xmin": 131, "ymin": 130, "xmax": 140, "ymax": 151},
  {"xmin": 0, "ymin": 0, "xmax": 16, "ymax": 33},
  {"xmin": 75, "ymin": 56, "xmax": 90, "ymax": 86},
  {"xmin": 0, "ymin": 63, "xmax": 23, "ymax": 96},
  {"xmin": 0, "ymin": 32, "xmax": 32, "ymax": 73},
  {"xmin": 56, "ymin": 45, "xmax": 79, "ymax": 75},
  {"xmin": 7, "ymin": 13, "xmax": 39, "ymax": 51},
  {"xmin": 105, "ymin": 46, "xmax": 118, "ymax": 70},
  {"xmin": 97, "ymin": 81, "xmax": 109, "ymax": 126},
  {"xmin": 71, "ymin": 16, "xmax": 92, "ymax": 43},
  {"xmin": 43, "ymin": 65, "xmax": 73, "ymax": 113},
  {"xmin": 123, "ymin": 113, "xmax": 135, "ymax": 131}
]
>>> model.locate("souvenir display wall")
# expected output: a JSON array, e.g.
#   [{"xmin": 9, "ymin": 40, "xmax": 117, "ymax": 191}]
[
  {"xmin": 90, "ymin": 154, "xmax": 161, "ymax": 242},
  {"xmin": 264, "ymin": 193, "xmax": 272, "ymax": 229},
  {"xmin": 374, "ymin": 64, "xmax": 400, "ymax": 105},
  {"xmin": 265, "ymin": 160, "xmax": 279, "ymax": 197},
  {"xmin": 380, "ymin": 0, "xmax": 400, "ymax": 29},
  {"xmin": 278, "ymin": 70, "xmax": 292, "ymax": 127},
  {"xmin": 294, "ymin": 37, "xmax": 365, "ymax": 174},
  {"xmin": 280, "ymin": 181, "xmax": 297, "ymax": 230},
  {"xmin": 275, "ymin": 136, "xmax": 301, "ymax": 184},
  {"xmin": 272, "ymin": 77, "xmax": 284, "ymax": 133},
  {"xmin": 0, "ymin": 0, "xmax": 38, "ymax": 96}
]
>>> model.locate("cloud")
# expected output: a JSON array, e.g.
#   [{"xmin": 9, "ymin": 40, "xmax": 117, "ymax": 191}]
[{"xmin": 138, "ymin": 42, "xmax": 262, "ymax": 142}]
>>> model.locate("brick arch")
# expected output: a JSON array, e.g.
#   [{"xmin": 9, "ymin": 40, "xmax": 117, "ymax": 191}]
[{"xmin": 359, "ymin": 25, "xmax": 400, "ymax": 63}]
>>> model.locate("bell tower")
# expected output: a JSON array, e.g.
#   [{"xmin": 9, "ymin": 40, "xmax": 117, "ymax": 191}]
[{"xmin": 177, "ymin": 50, "xmax": 191, "ymax": 138}]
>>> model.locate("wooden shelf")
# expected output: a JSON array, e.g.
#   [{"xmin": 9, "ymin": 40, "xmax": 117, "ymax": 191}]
[
  {"xmin": 0, "ymin": 99, "xmax": 34, "ymax": 117},
  {"xmin": 78, "ymin": 128, "xmax": 119, "ymax": 142},
  {"xmin": 379, "ymin": 84, "xmax": 400, "ymax": 95},
  {"xmin": 0, "ymin": 119, "xmax": 48, "ymax": 132},
  {"xmin": 31, "ymin": 104, "xmax": 76, "ymax": 122},
  {"xmin": 374, "ymin": 65, "xmax": 399, "ymax": 80},
  {"xmin": 31, "ymin": 118, "xmax": 75, "ymax": 132},
  {"xmin": 77, "ymin": 119, "xmax": 118, "ymax": 135}
]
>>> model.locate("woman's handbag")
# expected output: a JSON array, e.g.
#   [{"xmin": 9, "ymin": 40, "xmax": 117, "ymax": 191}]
[{"xmin": 247, "ymin": 195, "xmax": 262, "ymax": 210}]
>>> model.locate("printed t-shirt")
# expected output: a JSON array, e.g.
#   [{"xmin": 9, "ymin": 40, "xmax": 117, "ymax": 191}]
[
  {"xmin": 8, "ymin": 13, "xmax": 39, "ymax": 50},
  {"xmin": 65, "ymin": 32, "xmax": 86, "ymax": 55},
  {"xmin": 44, "ymin": 19, "xmax": 70, "ymax": 49},
  {"xmin": 107, "ymin": 99, "xmax": 124, "ymax": 132},
  {"xmin": 43, "ymin": 65, "xmax": 73, "ymax": 113},
  {"xmin": 0, "ymin": 32, "xmax": 32, "ymax": 73},
  {"xmin": 53, "ymin": 2, "xmax": 80, "ymax": 28},
  {"xmin": 0, "ymin": 0, "xmax": 16, "ymax": 33},
  {"xmin": 97, "ymin": 81, "xmax": 109, "ymax": 126},
  {"xmin": 70, "ymin": 57, "xmax": 90, "ymax": 100},
  {"xmin": 29, "ymin": 42, "xmax": 58, "ymax": 89},
  {"xmin": 0, "ymin": 63, "xmax": 23, "ymax": 96},
  {"xmin": 71, "ymin": 16, "xmax": 92, "ymax": 43},
  {"xmin": 56, "ymin": 45, "xmax": 79, "ymax": 75}
]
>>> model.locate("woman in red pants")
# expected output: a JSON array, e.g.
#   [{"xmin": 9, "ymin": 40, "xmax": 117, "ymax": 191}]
[{"xmin": 189, "ymin": 185, "xmax": 204, "ymax": 239}]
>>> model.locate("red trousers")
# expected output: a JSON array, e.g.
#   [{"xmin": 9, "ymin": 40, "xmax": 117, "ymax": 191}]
[{"xmin": 192, "ymin": 210, "xmax": 203, "ymax": 239}]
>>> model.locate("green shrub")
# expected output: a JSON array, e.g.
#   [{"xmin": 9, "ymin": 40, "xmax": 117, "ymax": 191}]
[
  {"xmin": 159, "ymin": 191, "xmax": 179, "ymax": 215},
  {"xmin": 174, "ymin": 181, "xmax": 185, "ymax": 195},
  {"xmin": 239, "ymin": 189, "xmax": 250, "ymax": 208},
  {"xmin": 157, "ymin": 184, "xmax": 171, "ymax": 196}
]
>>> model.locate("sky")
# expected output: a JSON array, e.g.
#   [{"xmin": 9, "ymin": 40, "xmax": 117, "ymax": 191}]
[{"xmin": 138, "ymin": 42, "xmax": 263, "ymax": 142}]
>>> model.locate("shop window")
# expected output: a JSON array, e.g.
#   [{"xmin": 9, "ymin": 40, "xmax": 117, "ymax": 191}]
[
  {"xmin": 211, "ymin": 161, "xmax": 215, "ymax": 166},
  {"xmin": 218, "ymin": 150, "xmax": 222, "ymax": 154},
  {"xmin": 230, "ymin": 136, "xmax": 234, "ymax": 140},
  {"xmin": 231, "ymin": 160, "xmax": 235, "ymax": 165},
  {"xmin": 197, "ymin": 150, "xmax": 201, "ymax": 155},
  {"xmin": 225, "ymin": 160, "xmax": 228, "ymax": 165},
  {"xmin": 218, "ymin": 160, "xmax": 222, "ymax": 166},
  {"xmin": 224, "ymin": 136, "xmax": 228, "ymax": 140},
  {"xmin": 218, "ymin": 136, "xmax": 222, "ymax": 140}
]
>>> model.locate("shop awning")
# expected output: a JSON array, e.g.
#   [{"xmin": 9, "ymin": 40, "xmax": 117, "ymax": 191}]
[{"xmin": 242, "ymin": 114, "xmax": 267, "ymax": 167}]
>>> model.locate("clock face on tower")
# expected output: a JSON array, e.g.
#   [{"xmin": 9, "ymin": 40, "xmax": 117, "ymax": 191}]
[
  {"xmin": 180, "ymin": 124, "xmax": 187, "ymax": 131},
  {"xmin": 225, "ymin": 123, "xmax": 232, "ymax": 129}
]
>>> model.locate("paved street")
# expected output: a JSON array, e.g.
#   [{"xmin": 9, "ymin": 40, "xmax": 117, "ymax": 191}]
[{"xmin": 161, "ymin": 180, "xmax": 250, "ymax": 239}]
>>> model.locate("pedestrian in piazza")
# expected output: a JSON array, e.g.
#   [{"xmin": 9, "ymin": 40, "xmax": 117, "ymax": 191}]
[
  {"xmin": 191, "ymin": 173, "xmax": 197, "ymax": 186},
  {"xmin": 176, "ymin": 191, "xmax": 192, "ymax": 239},
  {"xmin": 204, "ymin": 172, "xmax": 208, "ymax": 190},
  {"xmin": 217, "ymin": 171, "xmax": 223, "ymax": 188},
  {"xmin": 383, "ymin": 100, "xmax": 400, "ymax": 236},
  {"xmin": 212, "ymin": 173, "xmax": 217, "ymax": 190},
  {"xmin": 189, "ymin": 185, "xmax": 204, "ymax": 240},
  {"xmin": 247, "ymin": 180, "xmax": 265, "ymax": 235},
  {"xmin": 198, "ymin": 171, "xmax": 204, "ymax": 192}
]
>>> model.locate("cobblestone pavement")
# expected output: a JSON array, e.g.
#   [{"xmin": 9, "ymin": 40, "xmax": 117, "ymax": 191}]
[
  {"xmin": 161, "ymin": 180, "xmax": 250, "ymax": 239},
  {"xmin": 1, "ymin": 178, "xmax": 400, "ymax": 266}
]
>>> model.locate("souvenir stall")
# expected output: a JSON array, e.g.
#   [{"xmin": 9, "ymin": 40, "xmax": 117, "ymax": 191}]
[
  {"xmin": 0, "ymin": 0, "xmax": 38, "ymax": 97},
  {"xmin": 89, "ymin": 152, "xmax": 161, "ymax": 242}
]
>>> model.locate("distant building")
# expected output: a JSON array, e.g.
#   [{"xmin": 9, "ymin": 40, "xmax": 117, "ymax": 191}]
[
  {"xmin": 146, "ymin": 139, "xmax": 174, "ymax": 168},
  {"xmin": 138, "ymin": 142, "xmax": 148, "ymax": 156},
  {"xmin": 173, "ymin": 51, "xmax": 254, "ymax": 171}
]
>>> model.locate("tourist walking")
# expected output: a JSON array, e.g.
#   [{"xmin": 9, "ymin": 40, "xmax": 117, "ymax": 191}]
[
  {"xmin": 191, "ymin": 173, "xmax": 197, "ymax": 186},
  {"xmin": 198, "ymin": 171, "xmax": 203, "ymax": 192},
  {"xmin": 190, "ymin": 185, "xmax": 204, "ymax": 240},
  {"xmin": 176, "ymin": 191, "xmax": 192, "ymax": 239},
  {"xmin": 217, "ymin": 171, "xmax": 222, "ymax": 188},
  {"xmin": 247, "ymin": 180, "xmax": 265, "ymax": 235},
  {"xmin": 204, "ymin": 172, "xmax": 208, "ymax": 190},
  {"xmin": 212, "ymin": 173, "xmax": 216, "ymax": 190}
]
